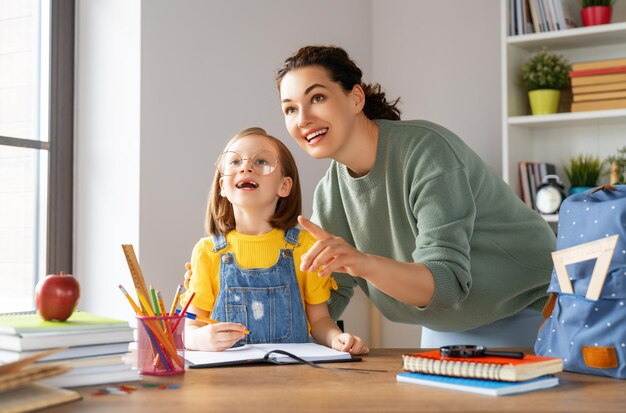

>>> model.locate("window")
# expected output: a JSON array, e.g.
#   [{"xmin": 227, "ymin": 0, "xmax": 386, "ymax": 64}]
[{"xmin": 0, "ymin": 0, "xmax": 73, "ymax": 312}]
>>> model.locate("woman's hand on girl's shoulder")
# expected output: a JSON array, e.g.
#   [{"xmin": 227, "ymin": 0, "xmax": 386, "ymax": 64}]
[
  {"xmin": 183, "ymin": 262, "xmax": 192, "ymax": 290},
  {"xmin": 331, "ymin": 332, "xmax": 369, "ymax": 355}
]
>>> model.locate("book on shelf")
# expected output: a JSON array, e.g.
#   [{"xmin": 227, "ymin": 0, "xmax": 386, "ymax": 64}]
[
  {"xmin": 573, "ymin": 90, "xmax": 626, "ymax": 102},
  {"xmin": 570, "ymin": 66, "xmax": 626, "ymax": 78},
  {"xmin": 526, "ymin": 163, "xmax": 537, "ymax": 209},
  {"xmin": 184, "ymin": 342, "xmax": 356, "ymax": 368},
  {"xmin": 0, "ymin": 311, "xmax": 129, "ymax": 335},
  {"xmin": 570, "ymin": 72, "xmax": 626, "ymax": 87},
  {"xmin": 571, "ymin": 98, "xmax": 626, "ymax": 112},
  {"xmin": 537, "ymin": 0, "xmax": 550, "ymax": 31},
  {"xmin": 0, "ymin": 327, "xmax": 134, "ymax": 352},
  {"xmin": 0, "ymin": 342, "xmax": 131, "ymax": 364},
  {"xmin": 514, "ymin": 0, "xmax": 524, "ymax": 34},
  {"xmin": 518, "ymin": 161, "xmax": 556, "ymax": 210},
  {"xmin": 527, "ymin": 0, "xmax": 540, "ymax": 33},
  {"xmin": 518, "ymin": 162, "xmax": 533, "ymax": 208},
  {"xmin": 396, "ymin": 372, "xmax": 559, "ymax": 396},
  {"xmin": 544, "ymin": 0, "xmax": 558, "ymax": 30},
  {"xmin": 552, "ymin": 0, "xmax": 569, "ymax": 30},
  {"xmin": 523, "ymin": 0, "xmax": 535, "ymax": 34},
  {"xmin": 572, "ymin": 57, "xmax": 626, "ymax": 72},
  {"xmin": 535, "ymin": 0, "xmax": 568, "ymax": 32},
  {"xmin": 508, "ymin": 0, "xmax": 516, "ymax": 35},
  {"xmin": 0, "ymin": 383, "xmax": 81, "ymax": 412},
  {"xmin": 572, "ymin": 81, "xmax": 626, "ymax": 95},
  {"xmin": 401, "ymin": 350, "xmax": 563, "ymax": 382}
]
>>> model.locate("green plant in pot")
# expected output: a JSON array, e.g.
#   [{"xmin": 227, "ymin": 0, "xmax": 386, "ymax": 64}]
[
  {"xmin": 519, "ymin": 48, "xmax": 571, "ymax": 115},
  {"xmin": 581, "ymin": 0, "xmax": 616, "ymax": 27},
  {"xmin": 564, "ymin": 154, "xmax": 602, "ymax": 194}
]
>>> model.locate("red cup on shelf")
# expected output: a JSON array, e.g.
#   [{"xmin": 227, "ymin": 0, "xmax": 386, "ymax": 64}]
[{"xmin": 136, "ymin": 315, "xmax": 185, "ymax": 376}]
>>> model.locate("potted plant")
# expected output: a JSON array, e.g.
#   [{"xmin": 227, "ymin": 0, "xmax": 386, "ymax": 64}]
[
  {"xmin": 564, "ymin": 154, "xmax": 603, "ymax": 194},
  {"xmin": 519, "ymin": 48, "xmax": 571, "ymax": 115},
  {"xmin": 581, "ymin": 0, "xmax": 616, "ymax": 26},
  {"xmin": 606, "ymin": 145, "xmax": 626, "ymax": 184}
]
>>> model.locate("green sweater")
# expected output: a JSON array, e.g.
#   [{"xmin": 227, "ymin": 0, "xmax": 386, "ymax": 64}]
[{"xmin": 313, "ymin": 119, "xmax": 555, "ymax": 332}]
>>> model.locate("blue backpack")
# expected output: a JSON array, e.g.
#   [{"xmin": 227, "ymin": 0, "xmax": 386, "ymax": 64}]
[{"xmin": 535, "ymin": 185, "xmax": 626, "ymax": 379}]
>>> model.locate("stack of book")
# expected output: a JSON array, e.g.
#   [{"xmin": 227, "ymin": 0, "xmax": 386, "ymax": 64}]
[
  {"xmin": 570, "ymin": 57, "xmax": 626, "ymax": 113},
  {"xmin": 396, "ymin": 350, "xmax": 563, "ymax": 396},
  {"xmin": 0, "ymin": 311, "xmax": 139, "ymax": 388},
  {"xmin": 0, "ymin": 347, "xmax": 83, "ymax": 411}
]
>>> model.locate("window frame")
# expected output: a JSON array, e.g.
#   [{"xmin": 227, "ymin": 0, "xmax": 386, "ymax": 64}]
[
  {"xmin": 47, "ymin": 0, "xmax": 75, "ymax": 275},
  {"xmin": 0, "ymin": 0, "xmax": 75, "ymax": 281}
]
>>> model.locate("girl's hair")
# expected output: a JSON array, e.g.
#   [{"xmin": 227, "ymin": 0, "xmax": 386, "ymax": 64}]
[
  {"xmin": 276, "ymin": 45, "xmax": 401, "ymax": 121},
  {"xmin": 206, "ymin": 127, "xmax": 302, "ymax": 235}
]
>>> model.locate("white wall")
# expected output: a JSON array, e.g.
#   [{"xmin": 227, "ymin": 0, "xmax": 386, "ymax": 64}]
[
  {"xmin": 74, "ymin": 0, "xmax": 502, "ymax": 347},
  {"xmin": 74, "ymin": 0, "xmax": 141, "ymax": 324}
]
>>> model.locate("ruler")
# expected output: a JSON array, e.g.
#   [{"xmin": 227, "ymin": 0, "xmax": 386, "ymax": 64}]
[
  {"xmin": 551, "ymin": 235, "xmax": 618, "ymax": 301},
  {"xmin": 121, "ymin": 244, "xmax": 151, "ymax": 313}
]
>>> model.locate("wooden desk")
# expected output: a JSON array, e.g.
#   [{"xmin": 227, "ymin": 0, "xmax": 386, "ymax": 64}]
[{"xmin": 44, "ymin": 349, "xmax": 624, "ymax": 413}]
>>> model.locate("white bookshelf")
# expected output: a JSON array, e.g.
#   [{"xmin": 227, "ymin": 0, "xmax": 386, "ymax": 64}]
[{"xmin": 501, "ymin": 1, "xmax": 626, "ymax": 210}]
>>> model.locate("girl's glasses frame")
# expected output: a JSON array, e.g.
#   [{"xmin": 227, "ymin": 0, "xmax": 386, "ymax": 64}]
[{"xmin": 215, "ymin": 150, "xmax": 278, "ymax": 176}]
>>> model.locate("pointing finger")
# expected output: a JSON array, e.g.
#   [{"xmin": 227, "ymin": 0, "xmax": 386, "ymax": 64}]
[{"xmin": 298, "ymin": 215, "xmax": 331, "ymax": 241}]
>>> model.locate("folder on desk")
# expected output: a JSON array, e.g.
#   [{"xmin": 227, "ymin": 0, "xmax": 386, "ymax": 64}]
[{"xmin": 184, "ymin": 343, "xmax": 360, "ymax": 368}]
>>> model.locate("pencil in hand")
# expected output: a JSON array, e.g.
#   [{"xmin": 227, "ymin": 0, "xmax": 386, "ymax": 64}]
[{"xmin": 175, "ymin": 309, "xmax": 250, "ymax": 334}]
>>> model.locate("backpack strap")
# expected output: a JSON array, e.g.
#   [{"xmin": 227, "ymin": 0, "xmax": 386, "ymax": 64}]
[{"xmin": 591, "ymin": 184, "xmax": 617, "ymax": 193}]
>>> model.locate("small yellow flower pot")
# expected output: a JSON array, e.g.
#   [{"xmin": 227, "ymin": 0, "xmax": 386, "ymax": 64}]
[{"xmin": 528, "ymin": 89, "xmax": 560, "ymax": 115}]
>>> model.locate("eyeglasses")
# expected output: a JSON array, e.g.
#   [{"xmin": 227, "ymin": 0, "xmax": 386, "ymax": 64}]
[{"xmin": 215, "ymin": 150, "xmax": 278, "ymax": 176}]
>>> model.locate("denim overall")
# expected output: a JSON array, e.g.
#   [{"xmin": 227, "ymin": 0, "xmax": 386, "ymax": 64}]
[{"xmin": 211, "ymin": 228, "xmax": 309, "ymax": 344}]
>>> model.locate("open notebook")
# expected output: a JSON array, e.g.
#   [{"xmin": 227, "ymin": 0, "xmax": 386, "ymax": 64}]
[{"xmin": 184, "ymin": 343, "xmax": 357, "ymax": 368}]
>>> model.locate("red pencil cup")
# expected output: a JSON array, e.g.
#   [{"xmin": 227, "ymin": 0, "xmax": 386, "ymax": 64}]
[{"xmin": 136, "ymin": 315, "xmax": 185, "ymax": 376}]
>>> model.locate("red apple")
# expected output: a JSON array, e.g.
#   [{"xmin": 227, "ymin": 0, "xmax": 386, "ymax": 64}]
[{"xmin": 35, "ymin": 273, "xmax": 80, "ymax": 321}]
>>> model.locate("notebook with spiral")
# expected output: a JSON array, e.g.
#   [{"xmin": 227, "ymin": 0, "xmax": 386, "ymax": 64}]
[{"xmin": 402, "ymin": 350, "xmax": 563, "ymax": 382}]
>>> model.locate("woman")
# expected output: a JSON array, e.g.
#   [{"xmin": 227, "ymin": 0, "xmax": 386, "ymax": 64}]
[{"xmin": 274, "ymin": 45, "xmax": 556, "ymax": 347}]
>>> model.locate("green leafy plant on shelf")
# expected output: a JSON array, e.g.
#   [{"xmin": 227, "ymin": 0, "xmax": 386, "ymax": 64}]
[
  {"xmin": 606, "ymin": 146, "xmax": 626, "ymax": 184},
  {"xmin": 564, "ymin": 154, "xmax": 602, "ymax": 188},
  {"xmin": 519, "ymin": 47, "xmax": 571, "ymax": 91},
  {"xmin": 582, "ymin": 0, "xmax": 616, "ymax": 7}
]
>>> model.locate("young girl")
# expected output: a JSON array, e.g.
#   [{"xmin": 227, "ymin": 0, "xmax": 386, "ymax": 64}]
[{"xmin": 182, "ymin": 127, "xmax": 368, "ymax": 355}]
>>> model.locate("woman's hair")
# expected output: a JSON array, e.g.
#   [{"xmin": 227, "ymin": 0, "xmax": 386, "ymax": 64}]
[
  {"xmin": 206, "ymin": 127, "xmax": 302, "ymax": 235},
  {"xmin": 276, "ymin": 45, "xmax": 401, "ymax": 121}
]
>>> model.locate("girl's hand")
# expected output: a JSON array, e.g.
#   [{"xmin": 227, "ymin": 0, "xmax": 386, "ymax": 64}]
[
  {"xmin": 183, "ymin": 262, "xmax": 192, "ymax": 290},
  {"xmin": 298, "ymin": 216, "xmax": 368, "ymax": 278},
  {"xmin": 331, "ymin": 332, "xmax": 369, "ymax": 355},
  {"xmin": 189, "ymin": 321, "xmax": 248, "ymax": 352}
]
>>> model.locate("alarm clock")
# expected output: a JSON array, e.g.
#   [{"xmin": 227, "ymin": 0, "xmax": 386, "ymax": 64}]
[{"xmin": 535, "ymin": 174, "xmax": 566, "ymax": 215}]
